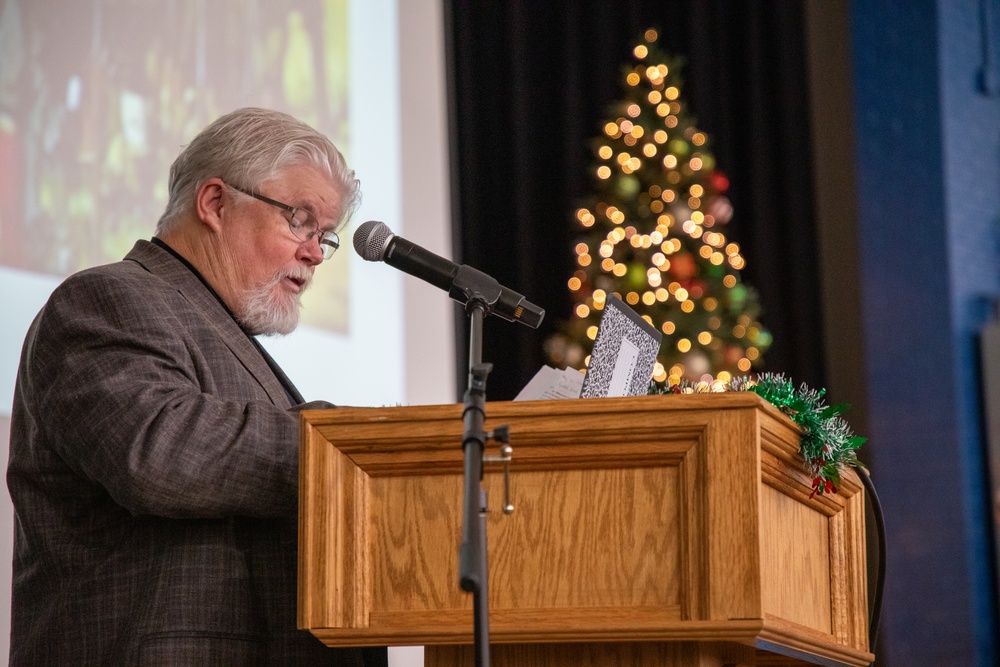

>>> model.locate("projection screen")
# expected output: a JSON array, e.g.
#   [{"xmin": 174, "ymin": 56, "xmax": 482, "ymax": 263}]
[
  {"xmin": 0, "ymin": 0, "xmax": 452, "ymax": 662},
  {"xmin": 0, "ymin": 0, "xmax": 455, "ymax": 412}
]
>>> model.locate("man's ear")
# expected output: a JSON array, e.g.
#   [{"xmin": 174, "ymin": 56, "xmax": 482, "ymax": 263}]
[{"xmin": 195, "ymin": 178, "xmax": 228, "ymax": 233}]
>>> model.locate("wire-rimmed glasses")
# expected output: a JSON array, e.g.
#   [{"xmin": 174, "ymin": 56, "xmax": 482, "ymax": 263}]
[{"xmin": 230, "ymin": 185, "xmax": 340, "ymax": 260}]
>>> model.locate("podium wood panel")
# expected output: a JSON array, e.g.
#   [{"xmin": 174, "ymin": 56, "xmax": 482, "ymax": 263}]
[{"xmin": 298, "ymin": 394, "xmax": 873, "ymax": 666}]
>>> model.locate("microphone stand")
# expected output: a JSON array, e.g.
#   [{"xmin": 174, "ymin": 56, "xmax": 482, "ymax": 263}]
[
  {"xmin": 446, "ymin": 262, "xmax": 536, "ymax": 667},
  {"xmin": 354, "ymin": 223, "xmax": 542, "ymax": 666},
  {"xmin": 459, "ymin": 298, "xmax": 492, "ymax": 667}
]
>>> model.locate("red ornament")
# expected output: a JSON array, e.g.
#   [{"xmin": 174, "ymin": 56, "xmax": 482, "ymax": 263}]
[
  {"xmin": 669, "ymin": 253, "xmax": 697, "ymax": 281},
  {"xmin": 723, "ymin": 346, "xmax": 743, "ymax": 364},
  {"xmin": 710, "ymin": 171, "xmax": 730, "ymax": 193}
]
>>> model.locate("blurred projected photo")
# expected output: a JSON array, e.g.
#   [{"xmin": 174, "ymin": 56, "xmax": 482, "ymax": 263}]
[{"xmin": 0, "ymin": 0, "xmax": 352, "ymax": 332}]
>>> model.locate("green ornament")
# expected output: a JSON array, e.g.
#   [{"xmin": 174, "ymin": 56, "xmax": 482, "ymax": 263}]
[
  {"xmin": 729, "ymin": 284, "xmax": 747, "ymax": 309},
  {"xmin": 627, "ymin": 262, "xmax": 647, "ymax": 290},
  {"xmin": 668, "ymin": 139, "xmax": 690, "ymax": 157},
  {"xmin": 617, "ymin": 174, "xmax": 641, "ymax": 198},
  {"xmin": 698, "ymin": 153, "xmax": 716, "ymax": 172}
]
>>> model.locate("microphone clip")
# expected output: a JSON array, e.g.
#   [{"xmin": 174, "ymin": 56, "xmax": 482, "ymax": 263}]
[{"xmin": 451, "ymin": 265, "xmax": 503, "ymax": 317}]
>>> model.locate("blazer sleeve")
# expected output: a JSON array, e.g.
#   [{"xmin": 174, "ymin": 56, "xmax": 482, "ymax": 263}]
[{"xmin": 21, "ymin": 269, "xmax": 308, "ymax": 519}]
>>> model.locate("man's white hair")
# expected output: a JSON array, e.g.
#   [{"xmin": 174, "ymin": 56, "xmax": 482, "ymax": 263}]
[{"xmin": 155, "ymin": 107, "xmax": 360, "ymax": 234}]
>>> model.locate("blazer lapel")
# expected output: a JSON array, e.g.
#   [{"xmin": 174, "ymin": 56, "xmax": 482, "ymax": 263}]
[{"xmin": 124, "ymin": 240, "xmax": 294, "ymax": 408}]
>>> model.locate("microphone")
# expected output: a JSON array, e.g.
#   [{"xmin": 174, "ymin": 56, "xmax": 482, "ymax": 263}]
[{"xmin": 353, "ymin": 221, "xmax": 544, "ymax": 329}]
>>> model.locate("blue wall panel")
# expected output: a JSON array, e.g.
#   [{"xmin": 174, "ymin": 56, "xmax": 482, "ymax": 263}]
[{"xmin": 852, "ymin": 0, "xmax": 1000, "ymax": 664}]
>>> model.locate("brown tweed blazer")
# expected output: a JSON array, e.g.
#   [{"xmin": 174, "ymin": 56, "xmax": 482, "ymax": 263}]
[{"xmin": 7, "ymin": 240, "xmax": 371, "ymax": 665}]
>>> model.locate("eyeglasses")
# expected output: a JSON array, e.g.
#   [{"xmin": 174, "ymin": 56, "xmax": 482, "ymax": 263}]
[{"xmin": 230, "ymin": 185, "xmax": 340, "ymax": 260}]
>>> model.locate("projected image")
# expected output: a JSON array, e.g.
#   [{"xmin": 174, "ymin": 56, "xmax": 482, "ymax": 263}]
[{"xmin": 0, "ymin": 0, "xmax": 351, "ymax": 332}]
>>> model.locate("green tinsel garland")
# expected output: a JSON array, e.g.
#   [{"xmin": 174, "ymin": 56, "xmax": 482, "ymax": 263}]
[{"xmin": 649, "ymin": 373, "xmax": 866, "ymax": 496}]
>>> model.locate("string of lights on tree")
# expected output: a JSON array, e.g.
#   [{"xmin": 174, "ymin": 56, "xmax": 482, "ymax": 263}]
[{"xmin": 546, "ymin": 29, "xmax": 772, "ymax": 385}]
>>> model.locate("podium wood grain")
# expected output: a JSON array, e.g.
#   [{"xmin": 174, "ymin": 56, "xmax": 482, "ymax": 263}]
[{"xmin": 298, "ymin": 394, "xmax": 873, "ymax": 666}]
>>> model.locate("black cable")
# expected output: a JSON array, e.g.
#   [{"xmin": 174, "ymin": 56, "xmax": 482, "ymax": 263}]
[{"xmin": 856, "ymin": 465, "xmax": 886, "ymax": 661}]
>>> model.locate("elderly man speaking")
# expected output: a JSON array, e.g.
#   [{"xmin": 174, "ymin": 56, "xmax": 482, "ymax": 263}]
[{"xmin": 7, "ymin": 108, "xmax": 385, "ymax": 666}]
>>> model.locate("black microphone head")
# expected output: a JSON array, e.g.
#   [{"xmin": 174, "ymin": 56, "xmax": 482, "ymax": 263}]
[{"xmin": 353, "ymin": 220, "xmax": 395, "ymax": 261}]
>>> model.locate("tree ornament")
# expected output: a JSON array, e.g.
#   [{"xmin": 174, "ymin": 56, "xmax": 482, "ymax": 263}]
[{"xmin": 616, "ymin": 175, "xmax": 641, "ymax": 198}]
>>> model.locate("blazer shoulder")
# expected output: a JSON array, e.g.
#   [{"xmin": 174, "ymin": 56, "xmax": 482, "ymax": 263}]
[
  {"xmin": 51, "ymin": 239, "xmax": 213, "ymax": 315},
  {"xmin": 48, "ymin": 259, "xmax": 177, "ymax": 313}
]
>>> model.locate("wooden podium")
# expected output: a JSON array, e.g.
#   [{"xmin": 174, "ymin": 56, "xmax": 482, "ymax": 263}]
[{"xmin": 298, "ymin": 394, "xmax": 873, "ymax": 666}]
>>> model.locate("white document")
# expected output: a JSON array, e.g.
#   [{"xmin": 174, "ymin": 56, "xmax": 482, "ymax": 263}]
[{"xmin": 514, "ymin": 365, "xmax": 585, "ymax": 401}]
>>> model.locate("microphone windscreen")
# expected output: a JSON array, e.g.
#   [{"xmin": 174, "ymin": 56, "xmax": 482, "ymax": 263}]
[{"xmin": 353, "ymin": 220, "xmax": 394, "ymax": 261}]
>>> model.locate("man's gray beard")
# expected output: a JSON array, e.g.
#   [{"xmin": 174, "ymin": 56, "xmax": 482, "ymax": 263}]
[{"xmin": 238, "ymin": 271, "xmax": 309, "ymax": 336}]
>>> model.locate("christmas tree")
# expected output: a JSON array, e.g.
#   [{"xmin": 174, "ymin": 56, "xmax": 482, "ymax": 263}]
[{"xmin": 547, "ymin": 29, "xmax": 771, "ymax": 385}]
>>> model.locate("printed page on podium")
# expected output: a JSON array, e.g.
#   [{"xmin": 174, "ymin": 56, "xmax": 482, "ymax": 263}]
[{"xmin": 514, "ymin": 365, "xmax": 585, "ymax": 401}]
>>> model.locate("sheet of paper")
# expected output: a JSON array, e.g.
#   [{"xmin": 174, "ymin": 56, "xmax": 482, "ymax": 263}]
[{"xmin": 514, "ymin": 365, "xmax": 585, "ymax": 401}]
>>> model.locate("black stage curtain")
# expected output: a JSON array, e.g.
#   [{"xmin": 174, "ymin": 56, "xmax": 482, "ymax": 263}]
[{"xmin": 446, "ymin": 0, "xmax": 824, "ymax": 401}]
